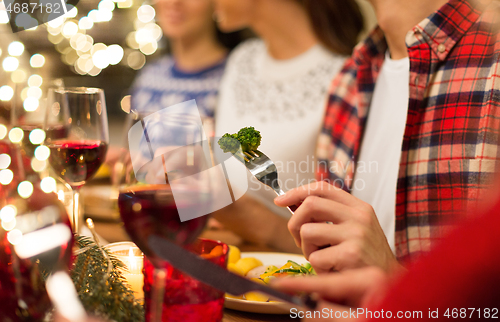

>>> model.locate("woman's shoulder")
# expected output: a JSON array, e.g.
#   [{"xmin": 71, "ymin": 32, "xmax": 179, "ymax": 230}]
[{"xmin": 226, "ymin": 38, "xmax": 264, "ymax": 64}]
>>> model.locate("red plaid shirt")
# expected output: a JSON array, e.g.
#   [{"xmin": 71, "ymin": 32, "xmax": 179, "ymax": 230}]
[{"xmin": 317, "ymin": 0, "xmax": 500, "ymax": 263}]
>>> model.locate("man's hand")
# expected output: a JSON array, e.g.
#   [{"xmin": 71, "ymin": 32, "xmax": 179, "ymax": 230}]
[
  {"xmin": 274, "ymin": 181, "xmax": 399, "ymax": 273},
  {"xmin": 272, "ymin": 267, "xmax": 390, "ymax": 322}
]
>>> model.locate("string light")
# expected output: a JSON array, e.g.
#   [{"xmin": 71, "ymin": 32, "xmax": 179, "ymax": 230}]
[
  {"xmin": 40, "ymin": 177, "xmax": 57, "ymax": 193},
  {"xmin": 2, "ymin": 219, "xmax": 17, "ymax": 232},
  {"xmin": 99, "ymin": 0, "xmax": 115, "ymax": 12},
  {"xmin": 88, "ymin": 9, "xmax": 99, "ymax": 22},
  {"xmin": 20, "ymin": 87, "xmax": 29, "ymax": 101},
  {"xmin": 27, "ymin": 87, "xmax": 43, "ymax": 100},
  {"xmin": 43, "ymin": 0, "xmax": 160, "ymax": 76},
  {"xmin": 23, "ymin": 97, "xmax": 39, "ymax": 112},
  {"xmin": 106, "ymin": 44, "xmax": 124, "ymax": 65},
  {"xmin": 127, "ymin": 51, "xmax": 145, "ymax": 70},
  {"xmin": 117, "ymin": 0, "xmax": 133, "ymax": 9},
  {"xmin": 126, "ymin": 32, "xmax": 139, "ymax": 49},
  {"xmin": 137, "ymin": 5, "xmax": 155, "ymax": 23},
  {"xmin": 96, "ymin": 9, "xmax": 113, "ymax": 22},
  {"xmin": 0, "ymin": 154, "xmax": 11, "ymax": 169},
  {"xmin": 90, "ymin": 43, "xmax": 108, "ymax": 69},
  {"xmin": 79, "ymin": 17, "xmax": 94, "ymax": 29},
  {"xmin": 11, "ymin": 70, "xmax": 27, "ymax": 83},
  {"xmin": 0, "ymin": 124, "xmax": 7, "ymax": 139},
  {"xmin": 31, "ymin": 158, "xmax": 47, "ymax": 172},
  {"xmin": 18, "ymin": 181, "xmax": 34, "ymax": 199},
  {"xmin": 0, "ymin": 86, "xmax": 14, "ymax": 101},
  {"xmin": 140, "ymin": 42, "xmax": 158, "ymax": 56},
  {"xmin": 0, "ymin": 169, "xmax": 14, "ymax": 185},
  {"xmin": 28, "ymin": 74, "xmax": 43, "ymax": 87},
  {"xmin": 67, "ymin": 5, "xmax": 78, "ymax": 18},
  {"xmin": 0, "ymin": 2, "xmax": 9, "ymax": 24},
  {"xmin": 88, "ymin": 66, "xmax": 102, "ymax": 76},
  {"xmin": 29, "ymin": 129, "xmax": 46, "ymax": 145},
  {"xmin": 34, "ymin": 146, "xmax": 50, "ymax": 161},
  {"xmin": 62, "ymin": 21, "xmax": 79, "ymax": 38},
  {"xmin": 48, "ymin": 15, "xmax": 66, "ymax": 28},
  {"xmin": 0, "ymin": 205, "xmax": 17, "ymax": 222},
  {"xmin": 121, "ymin": 95, "xmax": 131, "ymax": 113},
  {"xmin": 30, "ymin": 54, "xmax": 45, "ymax": 68},
  {"xmin": 8, "ymin": 127, "xmax": 23, "ymax": 143},
  {"xmin": 8, "ymin": 41, "xmax": 24, "ymax": 56},
  {"xmin": 3, "ymin": 57, "xmax": 19, "ymax": 72}
]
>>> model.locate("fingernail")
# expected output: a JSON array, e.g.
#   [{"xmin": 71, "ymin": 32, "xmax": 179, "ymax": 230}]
[{"xmin": 274, "ymin": 195, "xmax": 285, "ymax": 203}]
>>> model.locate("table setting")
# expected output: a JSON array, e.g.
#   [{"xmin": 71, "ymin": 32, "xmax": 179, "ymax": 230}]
[{"xmin": 0, "ymin": 87, "xmax": 312, "ymax": 322}]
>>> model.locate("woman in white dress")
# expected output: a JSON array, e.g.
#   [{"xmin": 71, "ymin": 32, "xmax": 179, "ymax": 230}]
[{"xmin": 211, "ymin": 0, "xmax": 364, "ymax": 252}]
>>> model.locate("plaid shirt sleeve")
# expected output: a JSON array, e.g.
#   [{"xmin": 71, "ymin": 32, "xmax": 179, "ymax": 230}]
[{"xmin": 317, "ymin": 0, "xmax": 500, "ymax": 263}]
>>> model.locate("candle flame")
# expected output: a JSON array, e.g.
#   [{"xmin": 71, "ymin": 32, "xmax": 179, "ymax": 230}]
[
  {"xmin": 57, "ymin": 190, "xmax": 65, "ymax": 201},
  {"xmin": 128, "ymin": 247, "xmax": 137, "ymax": 271}
]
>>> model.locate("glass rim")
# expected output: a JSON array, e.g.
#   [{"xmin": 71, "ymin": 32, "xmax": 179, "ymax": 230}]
[
  {"xmin": 106, "ymin": 241, "xmax": 144, "ymax": 257},
  {"xmin": 51, "ymin": 87, "xmax": 104, "ymax": 94}
]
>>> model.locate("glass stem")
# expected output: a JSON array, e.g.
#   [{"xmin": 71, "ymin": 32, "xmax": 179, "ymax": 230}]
[
  {"xmin": 151, "ymin": 268, "xmax": 166, "ymax": 322},
  {"xmin": 72, "ymin": 187, "xmax": 81, "ymax": 234}
]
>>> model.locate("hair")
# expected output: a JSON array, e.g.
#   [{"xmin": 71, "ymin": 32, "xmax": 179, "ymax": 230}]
[{"xmin": 298, "ymin": 0, "xmax": 364, "ymax": 55}]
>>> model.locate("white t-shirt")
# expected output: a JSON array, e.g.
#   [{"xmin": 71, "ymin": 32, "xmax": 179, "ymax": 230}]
[
  {"xmin": 216, "ymin": 39, "xmax": 346, "ymax": 218},
  {"xmin": 351, "ymin": 51, "xmax": 410, "ymax": 252}
]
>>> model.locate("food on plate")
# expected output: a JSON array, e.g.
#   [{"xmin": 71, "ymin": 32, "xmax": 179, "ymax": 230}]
[
  {"xmin": 229, "ymin": 257, "xmax": 264, "ymax": 276},
  {"xmin": 228, "ymin": 245, "xmax": 241, "ymax": 264},
  {"xmin": 225, "ymin": 246, "xmax": 315, "ymax": 302},
  {"xmin": 218, "ymin": 127, "xmax": 262, "ymax": 154},
  {"xmin": 245, "ymin": 278, "xmax": 269, "ymax": 302}
]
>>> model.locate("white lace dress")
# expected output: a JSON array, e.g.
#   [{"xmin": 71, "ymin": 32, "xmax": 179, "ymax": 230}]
[{"xmin": 215, "ymin": 39, "xmax": 346, "ymax": 218}]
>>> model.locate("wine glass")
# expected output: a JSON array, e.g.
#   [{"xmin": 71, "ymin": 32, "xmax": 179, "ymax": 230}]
[
  {"xmin": 8, "ymin": 78, "xmax": 66, "ymax": 160},
  {"xmin": 44, "ymin": 87, "xmax": 109, "ymax": 233},
  {"xmin": 0, "ymin": 143, "xmax": 84, "ymax": 322},
  {"xmin": 117, "ymin": 109, "xmax": 221, "ymax": 322}
]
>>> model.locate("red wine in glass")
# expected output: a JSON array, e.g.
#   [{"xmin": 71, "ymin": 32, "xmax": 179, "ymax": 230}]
[
  {"xmin": 118, "ymin": 185, "xmax": 209, "ymax": 263},
  {"xmin": 47, "ymin": 140, "xmax": 108, "ymax": 187},
  {"xmin": 143, "ymin": 241, "xmax": 226, "ymax": 322}
]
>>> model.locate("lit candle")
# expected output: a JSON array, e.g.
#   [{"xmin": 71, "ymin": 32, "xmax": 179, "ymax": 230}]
[
  {"xmin": 123, "ymin": 247, "xmax": 144, "ymax": 300},
  {"xmin": 108, "ymin": 242, "xmax": 144, "ymax": 301}
]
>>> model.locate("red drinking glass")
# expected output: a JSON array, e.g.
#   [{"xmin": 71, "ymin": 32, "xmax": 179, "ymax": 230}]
[{"xmin": 143, "ymin": 239, "xmax": 228, "ymax": 322}]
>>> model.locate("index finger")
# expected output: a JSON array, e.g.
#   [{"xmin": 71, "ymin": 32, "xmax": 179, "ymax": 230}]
[
  {"xmin": 274, "ymin": 181, "xmax": 359, "ymax": 209},
  {"xmin": 272, "ymin": 274, "xmax": 360, "ymax": 304}
]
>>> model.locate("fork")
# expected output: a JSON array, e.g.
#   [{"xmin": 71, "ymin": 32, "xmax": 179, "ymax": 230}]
[{"xmin": 239, "ymin": 150, "xmax": 297, "ymax": 214}]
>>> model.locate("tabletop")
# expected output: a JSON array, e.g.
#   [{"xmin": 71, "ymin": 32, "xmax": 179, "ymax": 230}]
[{"xmin": 84, "ymin": 185, "xmax": 297, "ymax": 322}]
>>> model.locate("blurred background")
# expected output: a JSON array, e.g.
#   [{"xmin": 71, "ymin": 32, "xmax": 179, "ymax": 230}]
[
  {"xmin": 0, "ymin": 0, "xmax": 164, "ymax": 144},
  {"xmin": 0, "ymin": 0, "xmax": 376, "ymax": 144}
]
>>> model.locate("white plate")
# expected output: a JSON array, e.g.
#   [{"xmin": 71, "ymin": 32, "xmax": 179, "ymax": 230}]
[{"xmin": 224, "ymin": 252, "xmax": 308, "ymax": 314}]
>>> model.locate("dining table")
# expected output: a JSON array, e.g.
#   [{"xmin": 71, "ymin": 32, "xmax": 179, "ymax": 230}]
[{"xmin": 83, "ymin": 181, "xmax": 297, "ymax": 322}]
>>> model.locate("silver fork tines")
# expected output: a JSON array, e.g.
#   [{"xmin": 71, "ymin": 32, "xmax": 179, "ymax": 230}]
[{"xmin": 239, "ymin": 150, "xmax": 294, "ymax": 215}]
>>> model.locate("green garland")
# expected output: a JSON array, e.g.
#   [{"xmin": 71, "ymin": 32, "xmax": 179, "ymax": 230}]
[{"xmin": 71, "ymin": 235, "xmax": 144, "ymax": 322}]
